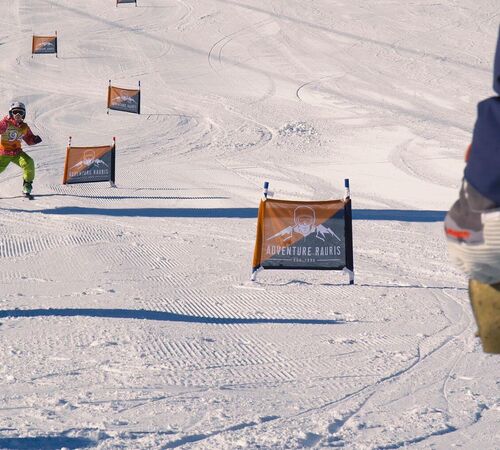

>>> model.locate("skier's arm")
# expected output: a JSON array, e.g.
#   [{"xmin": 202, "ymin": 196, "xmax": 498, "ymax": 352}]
[
  {"xmin": 0, "ymin": 116, "xmax": 9, "ymax": 134},
  {"xmin": 22, "ymin": 126, "xmax": 42, "ymax": 145}
]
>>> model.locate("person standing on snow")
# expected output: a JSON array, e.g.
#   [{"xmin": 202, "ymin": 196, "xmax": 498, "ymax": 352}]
[
  {"xmin": 0, "ymin": 101, "xmax": 42, "ymax": 195},
  {"xmin": 444, "ymin": 27, "xmax": 500, "ymax": 354}
]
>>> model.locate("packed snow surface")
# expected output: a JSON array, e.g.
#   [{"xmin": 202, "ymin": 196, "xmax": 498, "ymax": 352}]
[{"xmin": 0, "ymin": 0, "xmax": 499, "ymax": 449}]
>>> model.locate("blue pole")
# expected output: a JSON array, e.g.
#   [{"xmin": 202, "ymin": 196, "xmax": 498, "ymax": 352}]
[
  {"xmin": 263, "ymin": 181, "xmax": 269, "ymax": 198},
  {"xmin": 344, "ymin": 178, "xmax": 350, "ymax": 200}
]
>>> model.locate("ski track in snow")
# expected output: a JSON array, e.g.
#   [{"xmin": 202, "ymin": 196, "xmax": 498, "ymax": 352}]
[{"xmin": 0, "ymin": 0, "xmax": 499, "ymax": 449}]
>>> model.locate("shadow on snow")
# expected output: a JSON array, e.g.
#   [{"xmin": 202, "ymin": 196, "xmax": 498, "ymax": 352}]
[
  {"xmin": 352, "ymin": 209, "xmax": 446, "ymax": 222},
  {"xmin": 5, "ymin": 206, "xmax": 446, "ymax": 221},
  {"xmin": 0, "ymin": 308, "xmax": 345, "ymax": 325},
  {"xmin": 29, "ymin": 206, "xmax": 259, "ymax": 218},
  {"xmin": 0, "ymin": 436, "xmax": 95, "ymax": 450}
]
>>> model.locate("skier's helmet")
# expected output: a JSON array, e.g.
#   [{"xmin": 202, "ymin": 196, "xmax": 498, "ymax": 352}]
[{"xmin": 9, "ymin": 101, "xmax": 26, "ymax": 119}]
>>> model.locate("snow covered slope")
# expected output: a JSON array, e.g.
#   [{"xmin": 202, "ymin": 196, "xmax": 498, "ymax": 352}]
[{"xmin": 0, "ymin": 0, "xmax": 498, "ymax": 448}]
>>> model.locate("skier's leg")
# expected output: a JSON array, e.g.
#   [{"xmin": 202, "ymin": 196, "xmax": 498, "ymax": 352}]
[
  {"xmin": 10, "ymin": 152, "xmax": 35, "ymax": 194},
  {"xmin": 446, "ymin": 206, "xmax": 500, "ymax": 284},
  {"xmin": 0, "ymin": 155, "xmax": 13, "ymax": 175},
  {"xmin": 15, "ymin": 152, "xmax": 35, "ymax": 183},
  {"xmin": 469, "ymin": 279, "xmax": 500, "ymax": 354}
]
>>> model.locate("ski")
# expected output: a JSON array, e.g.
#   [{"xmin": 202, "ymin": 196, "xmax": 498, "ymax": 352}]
[{"xmin": 24, "ymin": 193, "xmax": 34, "ymax": 200}]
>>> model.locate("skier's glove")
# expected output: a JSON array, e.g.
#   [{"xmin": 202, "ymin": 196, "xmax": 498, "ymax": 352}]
[{"xmin": 33, "ymin": 135, "xmax": 42, "ymax": 144}]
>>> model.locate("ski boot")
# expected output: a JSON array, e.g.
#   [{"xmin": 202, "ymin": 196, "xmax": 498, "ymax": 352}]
[
  {"xmin": 22, "ymin": 180, "xmax": 32, "ymax": 194},
  {"xmin": 22, "ymin": 180, "xmax": 33, "ymax": 199}
]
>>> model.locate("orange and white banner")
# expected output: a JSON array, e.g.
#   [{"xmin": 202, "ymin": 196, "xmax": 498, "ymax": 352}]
[
  {"xmin": 32, "ymin": 35, "xmax": 57, "ymax": 54},
  {"xmin": 63, "ymin": 144, "xmax": 115, "ymax": 185},
  {"xmin": 107, "ymin": 85, "xmax": 141, "ymax": 114},
  {"xmin": 252, "ymin": 198, "xmax": 353, "ymax": 273}
]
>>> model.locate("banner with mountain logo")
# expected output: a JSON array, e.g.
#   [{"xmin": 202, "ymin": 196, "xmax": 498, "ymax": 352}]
[
  {"xmin": 63, "ymin": 144, "xmax": 115, "ymax": 185},
  {"xmin": 107, "ymin": 84, "xmax": 141, "ymax": 114},
  {"xmin": 32, "ymin": 35, "xmax": 58, "ymax": 55},
  {"xmin": 252, "ymin": 198, "xmax": 354, "ymax": 275}
]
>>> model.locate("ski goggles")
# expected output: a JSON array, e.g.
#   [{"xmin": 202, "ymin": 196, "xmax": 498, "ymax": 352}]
[{"xmin": 11, "ymin": 109, "xmax": 25, "ymax": 117}]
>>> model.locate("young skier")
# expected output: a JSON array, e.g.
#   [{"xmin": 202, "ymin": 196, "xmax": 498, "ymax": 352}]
[
  {"xmin": 0, "ymin": 101, "xmax": 42, "ymax": 196},
  {"xmin": 444, "ymin": 28, "xmax": 500, "ymax": 354}
]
